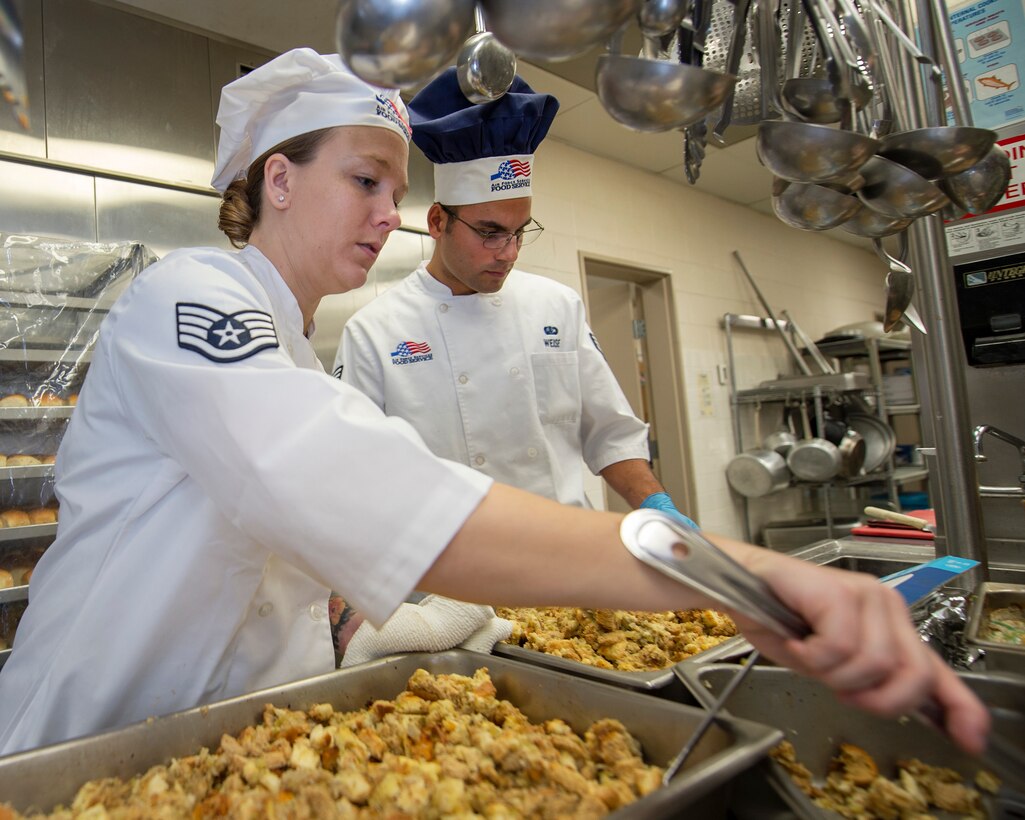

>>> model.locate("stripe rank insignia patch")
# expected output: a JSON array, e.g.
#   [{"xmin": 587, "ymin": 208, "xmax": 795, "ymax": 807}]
[{"xmin": 176, "ymin": 303, "xmax": 279, "ymax": 363}]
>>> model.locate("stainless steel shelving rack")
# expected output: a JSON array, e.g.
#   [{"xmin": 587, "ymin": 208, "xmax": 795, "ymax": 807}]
[
  {"xmin": 724, "ymin": 314, "xmax": 925, "ymax": 543},
  {"xmin": 815, "ymin": 335, "xmax": 931, "ymax": 510}
]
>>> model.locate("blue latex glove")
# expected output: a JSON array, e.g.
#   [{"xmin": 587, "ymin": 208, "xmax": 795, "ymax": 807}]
[{"xmin": 639, "ymin": 492, "xmax": 699, "ymax": 529}]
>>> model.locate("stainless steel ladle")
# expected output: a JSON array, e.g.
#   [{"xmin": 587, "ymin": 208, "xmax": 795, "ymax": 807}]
[
  {"xmin": 772, "ymin": 177, "xmax": 864, "ymax": 230},
  {"xmin": 940, "ymin": 144, "xmax": 1012, "ymax": 215},
  {"xmin": 456, "ymin": 5, "xmax": 517, "ymax": 103},
  {"xmin": 596, "ymin": 27, "xmax": 737, "ymax": 132},
  {"xmin": 857, "ymin": 154, "xmax": 950, "ymax": 218},
  {"xmin": 840, "ymin": 207, "xmax": 912, "ymax": 237},
  {"xmin": 873, "ymin": 236, "xmax": 924, "ymax": 334}
]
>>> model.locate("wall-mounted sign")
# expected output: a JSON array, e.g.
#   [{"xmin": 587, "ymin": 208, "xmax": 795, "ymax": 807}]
[
  {"xmin": 945, "ymin": 134, "xmax": 1025, "ymax": 255},
  {"xmin": 948, "ymin": 0, "xmax": 1025, "ymax": 130}
]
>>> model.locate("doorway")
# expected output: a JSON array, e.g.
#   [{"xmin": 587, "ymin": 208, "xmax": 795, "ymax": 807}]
[{"xmin": 582, "ymin": 255, "xmax": 696, "ymax": 518}]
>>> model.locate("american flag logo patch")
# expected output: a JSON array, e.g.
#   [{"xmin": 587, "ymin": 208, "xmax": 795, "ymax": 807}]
[
  {"xmin": 390, "ymin": 340, "xmax": 433, "ymax": 365},
  {"xmin": 176, "ymin": 303, "xmax": 279, "ymax": 363},
  {"xmin": 490, "ymin": 159, "xmax": 531, "ymax": 181},
  {"xmin": 391, "ymin": 340, "xmax": 431, "ymax": 357}
]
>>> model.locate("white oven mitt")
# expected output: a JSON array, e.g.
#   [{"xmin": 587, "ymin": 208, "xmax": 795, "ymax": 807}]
[{"xmin": 340, "ymin": 594, "xmax": 513, "ymax": 668}]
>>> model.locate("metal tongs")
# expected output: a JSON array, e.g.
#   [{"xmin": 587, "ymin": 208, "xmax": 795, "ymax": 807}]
[{"xmin": 620, "ymin": 509, "xmax": 1025, "ymax": 789}]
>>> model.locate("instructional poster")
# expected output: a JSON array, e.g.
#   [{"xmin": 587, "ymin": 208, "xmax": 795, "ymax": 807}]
[{"xmin": 948, "ymin": 0, "xmax": 1025, "ymax": 130}]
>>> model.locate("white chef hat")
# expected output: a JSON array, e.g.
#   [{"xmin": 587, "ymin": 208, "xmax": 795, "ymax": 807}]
[{"xmin": 211, "ymin": 48, "xmax": 411, "ymax": 192}]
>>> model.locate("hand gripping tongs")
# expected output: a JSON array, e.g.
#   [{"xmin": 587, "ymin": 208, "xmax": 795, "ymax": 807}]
[
  {"xmin": 620, "ymin": 509, "xmax": 1025, "ymax": 790},
  {"xmin": 621, "ymin": 509, "xmax": 809, "ymax": 783}
]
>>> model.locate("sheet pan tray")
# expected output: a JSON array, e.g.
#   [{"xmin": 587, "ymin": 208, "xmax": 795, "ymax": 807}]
[
  {"xmin": 675, "ymin": 663, "xmax": 1025, "ymax": 819},
  {"xmin": 965, "ymin": 582, "xmax": 1025, "ymax": 677},
  {"xmin": 0, "ymin": 650, "xmax": 781, "ymax": 817},
  {"xmin": 492, "ymin": 633, "xmax": 753, "ymax": 691}
]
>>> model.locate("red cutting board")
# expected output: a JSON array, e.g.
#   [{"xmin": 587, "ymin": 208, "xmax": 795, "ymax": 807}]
[{"xmin": 851, "ymin": 509, "xmax": 936, "ymax": 540}]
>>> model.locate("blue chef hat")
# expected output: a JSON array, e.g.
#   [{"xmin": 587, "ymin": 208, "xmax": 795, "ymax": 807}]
[{"xmin": 408, "ymin": 67, "xmax": 559, "ymax": 206}]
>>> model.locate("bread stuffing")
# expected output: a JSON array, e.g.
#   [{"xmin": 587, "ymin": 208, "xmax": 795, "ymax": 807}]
[
  {"xmin": 771, "ymin": 739, "xmax": 998, "ymax": 820},
  {"xmin": 1, "ymin": 667, "xmax": 664, "ymax": 819},
  {"xmin": 497, "ymin": 607, "xmax": 738, "ymax": 671}
]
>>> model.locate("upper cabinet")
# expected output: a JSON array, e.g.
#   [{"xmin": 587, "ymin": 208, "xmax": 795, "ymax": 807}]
[
  {"xmin": 0, "ymin": 0, "xmax": 45, "ymax": 159},
  {"xmin": 42, "ymin": 0, "xmax": 215, "ymax": 186}
]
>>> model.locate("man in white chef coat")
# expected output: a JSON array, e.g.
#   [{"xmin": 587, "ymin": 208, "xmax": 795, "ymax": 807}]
[{"xmin": 335, "ymin": 69, "xmax": 694, "ymax": 524}]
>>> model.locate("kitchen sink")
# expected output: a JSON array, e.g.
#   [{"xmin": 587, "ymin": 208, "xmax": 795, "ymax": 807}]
[{"xmin": 785, "ymin": 538, "xmax": 1025, "ymax": 584}]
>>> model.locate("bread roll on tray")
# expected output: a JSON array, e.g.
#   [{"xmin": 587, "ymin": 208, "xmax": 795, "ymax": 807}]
[
  {"xmin": 27, "ymin": 507, "xmax": 57, "ymax": 525},
  {"xmin": 0, "ymin": 510, "xmax": 31, "ymax": 528},
  {"xmin": 5, "ymin": 455, "xmax": 40, "ymax": 467}
]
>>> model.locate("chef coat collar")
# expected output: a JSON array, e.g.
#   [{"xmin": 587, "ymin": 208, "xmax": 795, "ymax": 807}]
[
  {"xmin": 414, "ymin": 262, "xmax": 503, "ymax": 300},
  {"xmin": 239, "ymin": 245, "xmax": 314, "ymax": 337}
]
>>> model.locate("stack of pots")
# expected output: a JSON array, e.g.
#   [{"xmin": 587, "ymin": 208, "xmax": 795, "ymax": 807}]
[{"xmin": 726, "ymin": 402, "xmax": 867, "ymax": 498}]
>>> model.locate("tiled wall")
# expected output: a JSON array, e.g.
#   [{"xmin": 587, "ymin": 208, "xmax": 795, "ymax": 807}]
[{"xmin": 466, "ymin": 138, "xmax": 888, "ymax": 540}]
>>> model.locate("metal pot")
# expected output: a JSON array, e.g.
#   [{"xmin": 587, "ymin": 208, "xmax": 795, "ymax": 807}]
[
  {"xmin": 726, "ymin": 448, "xmax": 791, "ymax": 498},
  {"xmin": 810, "ymin": 407, "xmax": 866, "ymax": 479},
  {"xmin": 763, "ymin": 406, "xmax": 798, "ymax": 457},
  {"xmin": 835, "ymin": 428, "xmax": 866, "ymax": 478},
  {"xmin": 846, "ymin": 412, "xmax": 897, "ymax": 473},
  {"xmin": 787, "ymin": 403, "xmax": 841, "ymax": 482}
]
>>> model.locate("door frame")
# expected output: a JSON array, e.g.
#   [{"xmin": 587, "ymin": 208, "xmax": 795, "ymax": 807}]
[{"xmin": 579, "ymin": 252, "xmax": 698, "ymax": 520}]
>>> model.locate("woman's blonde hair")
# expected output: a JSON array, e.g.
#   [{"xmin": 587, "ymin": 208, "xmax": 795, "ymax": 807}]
[{"xmin": 218, "ymin": 128, "xmax": 334, "ymax": 248}]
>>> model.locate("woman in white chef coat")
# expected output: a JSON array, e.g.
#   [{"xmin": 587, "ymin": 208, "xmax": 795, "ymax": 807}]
[{"xmin": 0, "ymin": 49, "xmax": 989, "ymax": 758}]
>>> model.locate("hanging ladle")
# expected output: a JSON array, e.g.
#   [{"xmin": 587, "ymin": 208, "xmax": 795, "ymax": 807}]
[
  {"xmin": 873, "ymin": 236, "xmax": 925, "ymax": 334},
  {"xmin": 756, "ymin": 0, "xmax": 879, "ymax": 182},
  {"xmin": 939, "ymin": 144, "xmax": 1012, "ymax": 215},
  {"xmin": 779, "ymin": 0, "xmax": 872, "ymax": 123},
  {"xmin": 456, "ymin": 5, "xmax": 517, "ymax": 103},
  {"xmin": 596, "ymin": 26, "xmax": 737, "ymax": 132},
  {"xmin": 638, "ymin": 0, "xmax": 688, "ymax": 38},
  {"xmin": 772, "ymin": 176, "xmax": 864, "ymax": 231}
]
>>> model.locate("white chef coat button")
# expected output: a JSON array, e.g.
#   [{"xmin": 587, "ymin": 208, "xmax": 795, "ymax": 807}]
[
  {"xmin": 458, "ymin": 373, "xmax": 469, "ymax": 384},
  {"xmin": 491, "ymin": 296, "xmax": 502, "ymax": 306},
  {"xmin": 509, "ymin": 367, "xmax": 519, "ymax": 376},
  {"xmin": 474, "ymin": 454, "xmax": 486, "ymax": 466},
  {"xmin": 286, "ymin": 343, "xmax": 293, "ymax": 355},
  {"xmin": 257, "ymin": 602, "xmax": 274, "ymax": 617},
  {"xmin": 527, "ymin": 447, "xmax": 538, "ymax": 458},
  {"xmin": 439, "ymin": 304, "xmax": 449, "ymax": 313},
  {"xmin": 309, "ymin": 603, "xmax": 326, "ymax": 621}
]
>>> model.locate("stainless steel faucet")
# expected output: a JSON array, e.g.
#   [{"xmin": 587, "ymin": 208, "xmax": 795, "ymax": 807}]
[{"xmin": 973, "ymin": 425, "xmax": 1025, "ymax": 498}]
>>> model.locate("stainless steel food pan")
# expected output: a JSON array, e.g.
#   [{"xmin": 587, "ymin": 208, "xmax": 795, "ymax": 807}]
[
  {"xmin": 492, "ymin": 633, "xmax": 753, "ymax": 691},
  {"xmin": 0, "ymin": 650, "xmax": 781, "ymax": 818},
  {"xmin": 965, "ymin": 582, "xmax": 1025, "ymax": 676},
  {"xmin": 676, "ymin": 663, "xmax": 1025, "ymax": 819}
]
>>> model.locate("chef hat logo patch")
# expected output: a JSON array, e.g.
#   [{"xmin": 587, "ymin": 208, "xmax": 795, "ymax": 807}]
[
  {"xmin": 374, "ymin": 94, "xmax": 411, "ymax": 140},
  {"xmin": 176, "ymin": 303, "xmax": 279, "ymax": 363},
  {"xmin": 489, "ymin": 160, "xmax": 532, "ymax": 195}
]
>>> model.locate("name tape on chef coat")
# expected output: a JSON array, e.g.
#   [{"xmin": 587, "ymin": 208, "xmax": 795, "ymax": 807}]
[{"xmin": 176, "ymin": 303, "xmax": 279, "ymax": 363}]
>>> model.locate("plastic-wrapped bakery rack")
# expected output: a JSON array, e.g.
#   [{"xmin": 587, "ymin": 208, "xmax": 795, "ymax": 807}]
[{"xmin": 0, "ymin": 233, "xmax": 155, "ymax": 657}]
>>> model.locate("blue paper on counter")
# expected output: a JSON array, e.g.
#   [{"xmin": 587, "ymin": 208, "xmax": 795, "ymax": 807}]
[{"xmin": 879, "ymin": 556, "xmax": 980, "ymax": 606}]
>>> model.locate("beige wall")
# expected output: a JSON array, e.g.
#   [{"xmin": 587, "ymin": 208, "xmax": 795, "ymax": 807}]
[{"xmin": 489, "ymin": 139, "xmax": 886, "ymax": 540}]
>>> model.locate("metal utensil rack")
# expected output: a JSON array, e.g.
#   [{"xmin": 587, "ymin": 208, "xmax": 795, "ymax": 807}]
[
  {"xmin": 814, "ymin": 334, "xmax": 931, "ymax": 506},
  {"xmin": 724, "ymin": 313, "xmax": 899, "ymax": 543}
]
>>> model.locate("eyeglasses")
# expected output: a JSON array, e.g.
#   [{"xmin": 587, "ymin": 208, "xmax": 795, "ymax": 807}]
[{"xmin": 440, "ymin": 205, "xmax": 544, "ymax": 250}]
